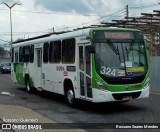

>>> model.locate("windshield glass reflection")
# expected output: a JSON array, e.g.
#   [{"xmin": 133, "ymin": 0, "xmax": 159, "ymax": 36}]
[{"xmin": 95, "ymin": 41, "xmax": 147, "ymax": 77}]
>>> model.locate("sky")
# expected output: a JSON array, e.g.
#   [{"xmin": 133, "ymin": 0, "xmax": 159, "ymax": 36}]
[{"xmin": 0, "ymin": 0, "xmax": 160, "ymax": 48}]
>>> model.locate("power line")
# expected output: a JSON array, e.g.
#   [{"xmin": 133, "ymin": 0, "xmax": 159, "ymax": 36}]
[
  {"xmin": 0, "ymin": 8, "xmax": 101, "ymax": 17},
  {"xmin": 101, "ymin": 11, "xmax": 125, "ymax": 22},
  {"xmin": 0, "ymin": 8, "xmax": 126, "ymax": 35},
  {"xmin": 0, "ymin": 8, "xmax": 126, "ymax": 33},
  {"xmin": 0, "ymin": 2, "xmax": 159, "ymax": 38},
  {"xmin": 61, "ymin": 8, "xmax": 126, "ymax": 31},
  {"xmin": 31, "ymin": 1, "xmax": 158, "ymax": 32},
  {"xmin": 0, "ymin": 2, "xmax": 159, "ymax": 16}
]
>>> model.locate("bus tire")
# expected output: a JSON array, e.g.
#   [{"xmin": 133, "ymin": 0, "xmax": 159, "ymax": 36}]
[
  {"xmin": 25, "ymin": 77, "xmax": 34, "ymax": 94},
  {"xmin": 65, "ymin": 84, "xmax": 76, "ymax": 106}
]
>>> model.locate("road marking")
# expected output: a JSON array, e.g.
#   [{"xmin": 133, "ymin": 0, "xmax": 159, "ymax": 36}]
[
  {"xmin": 150, "ymin": 92, "xmax": 160, "ymax": 95},
  {"xmin": 0, "ymin": 92, "xmax": 14, "ymax": 97}
]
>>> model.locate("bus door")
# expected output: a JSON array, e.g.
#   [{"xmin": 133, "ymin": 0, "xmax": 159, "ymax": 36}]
[
  {"xmin": 36, "ymin": 48, "xmax": 42, "ymax": 88},
  {"xmin": 79, "ymin": 44, "xmax": 92, "ymax": 99}
]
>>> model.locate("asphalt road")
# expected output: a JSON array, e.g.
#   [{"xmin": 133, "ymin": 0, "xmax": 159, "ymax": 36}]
[{"xmin": 0, "ymin": 73, "xmax": 160, "ymax": 132}]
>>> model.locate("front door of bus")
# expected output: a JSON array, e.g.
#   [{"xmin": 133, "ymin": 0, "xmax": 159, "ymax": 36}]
[
  {"xmin": 36, "ymin": 48, "xmax": 42, "ymax": 88},
  {"xmin": 79, "ymin": 45, "xmax": 92, "ymax": 99}
]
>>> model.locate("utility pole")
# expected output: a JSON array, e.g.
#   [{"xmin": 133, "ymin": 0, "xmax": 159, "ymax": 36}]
[
  {"xmin": 126, "ymin": 5, "xmax": 129, "ymax": 20},
  {"xmin": 0, "ymin": 2, "xmax": 21, "ymax": 45}
]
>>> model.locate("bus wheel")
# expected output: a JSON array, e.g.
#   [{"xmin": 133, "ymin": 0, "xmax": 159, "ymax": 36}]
[
  {"xmin": 66, "ymin": 85, "xmax": 76, "ymax": 106},
  {"xmin": 25, "ymin": 78, "xmax": 34, "ymax": 94}
]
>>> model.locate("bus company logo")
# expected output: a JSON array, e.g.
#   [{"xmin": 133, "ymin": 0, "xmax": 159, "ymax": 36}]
[
  {"xmin": 56, "ymin": 66, "xmax": 64, "ymax": 71},
  {"xmin": 2, "ymin": 124, "xmax": 11, "ymax": 130},
  {"xmin": 63, "ymin": 71, "xmax": 68, "ymax": 76}
]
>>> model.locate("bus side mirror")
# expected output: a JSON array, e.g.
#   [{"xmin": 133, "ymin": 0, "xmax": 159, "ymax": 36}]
[{"xmin": 88, "ymin": 45, "xmax": 95, "ymax": 54}]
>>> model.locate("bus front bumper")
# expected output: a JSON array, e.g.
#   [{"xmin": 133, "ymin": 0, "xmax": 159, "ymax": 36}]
[{"xmin": 92, "ymin": 85, "xmax": 150, "ymax": 103}]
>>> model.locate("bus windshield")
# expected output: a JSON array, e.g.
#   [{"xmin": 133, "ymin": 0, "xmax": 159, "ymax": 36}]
[{"xmin": 95, "ymin": 40, "xmax": 147, "ymax": 77}]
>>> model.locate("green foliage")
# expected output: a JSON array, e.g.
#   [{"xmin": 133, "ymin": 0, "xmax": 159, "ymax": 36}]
[{"xmin": 0, "ymin": 47, "xmax": 6, "ymax": 57}]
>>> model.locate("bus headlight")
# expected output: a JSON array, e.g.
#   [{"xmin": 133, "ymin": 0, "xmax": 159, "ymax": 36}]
[
  {"xmin": 144, "ymin": 77, "xmax": 150, "ymax": 89},
  {"xmin": 96, "ymin": 80, "xmax": 106, "ymax": 90}
]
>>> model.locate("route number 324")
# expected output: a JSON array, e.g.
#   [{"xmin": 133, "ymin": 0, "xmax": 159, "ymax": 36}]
[{"xmin": 100, "ymin": 66, "xmax": 116, "ymax": 76}]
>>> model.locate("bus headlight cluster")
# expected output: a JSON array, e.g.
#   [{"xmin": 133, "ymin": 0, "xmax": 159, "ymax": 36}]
[
  {"xmin": 96, "ymin": 80, "xmax": 106, "ymax": 90},
  {"xmin": 144, "ymin": 77, "xmax": 150, "ymax": 89}
]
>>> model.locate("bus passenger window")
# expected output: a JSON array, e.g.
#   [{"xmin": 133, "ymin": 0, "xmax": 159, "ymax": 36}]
[
  {"xmin": 37, "ymin": 50, "xmax": 41, "ymax": 67},
  {"xmin": 62, "ymin": 38, "xmax": 75, "ymax": 63},
  {"xmin": 49, "ymin": 41, "xmax": 61, "ymax": 63},
  {"xmin": 86, "ymin": 46, "xmax": 91, "ymax": 76},
  {"xmin": 24, "ymin": 46, "xmax": 30, "ymax": 62},
  {"xmin": 19, "ymin": 47, "xmax": 23, "ymax": 62},
  {"xmin": 15, "ymin": 52, "xmax": 18, "ymax": 63},
  {"xmin": 43, "ymin": 42, "xmax": 49, "ymax": 63},
  {"xmin": 79, "ymin": 47, "xmax": 84, "ymax": 71},
  {"xmin": 30, "ymin": 45, "xmax": 34, "ymax": 63}
]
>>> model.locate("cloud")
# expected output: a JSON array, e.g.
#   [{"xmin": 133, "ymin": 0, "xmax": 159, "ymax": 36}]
[
  {"xmin": 122, "ymin": 0, "xmax": 160, "ymax": 16},
  {"xmin": 83, "ymin": 0, "xmax": 123, "ymax": 15},
  {"xmin": 1, "ymin": 0, "xmax": 160, "ymax": 43},
  {"xmin": 34, "ymin": 0, "xmax": 91, "ymax": 14},
  {"xmin": 1, "ymin": 0, "xmax": 17, "ymax": 4},
  {"xmin": 34, "ymin": 0, "xmax": 125, "ymax": 15},
  {"xmin": 32, "ymin": 0, "xmax": 129, "ymax": 21}
]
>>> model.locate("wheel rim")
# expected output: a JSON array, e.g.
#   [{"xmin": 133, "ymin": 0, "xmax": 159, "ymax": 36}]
[{"xmin": 67, "ymin": 89, "xmax": 74, "ymax": 104}]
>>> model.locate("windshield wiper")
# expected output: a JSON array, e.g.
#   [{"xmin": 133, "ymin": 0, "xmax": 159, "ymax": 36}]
[
  {"xmin": 107, "ymin": 39, "xmax": 119, "ymax": 55},
  {"xmin": 107, "ymin": 39, "xmax": 121, "ymax": 61},
  {"xmin": 128, "ymin": 40, "xmax": 135, "ymax": 51}
]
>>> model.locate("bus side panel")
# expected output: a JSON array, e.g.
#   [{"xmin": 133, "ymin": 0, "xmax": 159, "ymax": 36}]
[
  {"xmin": 41, "ymin": 64, "xmax": 56, "ymax": 92},
  {"xmin": 41, "ymin": 63, "xmax": 78, "ymax": 96},
  {"xmin": 12, "ymin": 63, "xmax": 25, "ymax": 85},
  {"xmin": 12, "ymin": 62, "xmax": 35, "ymax": 87},
  {"xmin": 25, "ymin": 63, "xmax": 36, "ymax": 88}
]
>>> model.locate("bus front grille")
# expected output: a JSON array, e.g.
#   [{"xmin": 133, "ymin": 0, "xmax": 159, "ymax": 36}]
[{"xmin": 112, "ymin": 92, "xmax": 141, "ymax": 100}]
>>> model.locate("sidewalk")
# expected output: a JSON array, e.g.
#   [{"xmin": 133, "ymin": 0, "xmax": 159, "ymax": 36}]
[{"xmin": 0, "ymin": 104, "xmax": 85, "ymax": 132}]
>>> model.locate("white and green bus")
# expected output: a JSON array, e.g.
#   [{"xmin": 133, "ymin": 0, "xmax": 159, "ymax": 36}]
[{"xmin": 11, "ymin": 27, "xmax": 150, "ymax": 106}]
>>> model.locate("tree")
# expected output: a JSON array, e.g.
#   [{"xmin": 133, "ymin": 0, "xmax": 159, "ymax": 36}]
[{"xmin": 0, "ymin": 47, "xmax": 6, "ymax": 58}]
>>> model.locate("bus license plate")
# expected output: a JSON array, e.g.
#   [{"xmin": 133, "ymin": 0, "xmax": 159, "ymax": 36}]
[{"xmin": 122, "ymin": 96, "xmax": 132, "ymax": 100}]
